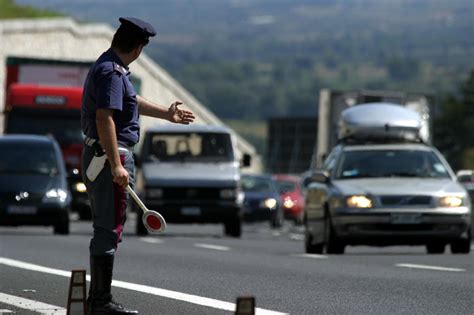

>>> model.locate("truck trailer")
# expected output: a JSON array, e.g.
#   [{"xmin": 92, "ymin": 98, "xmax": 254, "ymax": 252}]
[{"xmin": 315, "ymin": 89, "xmax": 433, "ymax": 168}]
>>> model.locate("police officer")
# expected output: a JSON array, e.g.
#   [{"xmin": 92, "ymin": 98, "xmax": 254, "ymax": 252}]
[{"xmin": 81, "ymin": 17, "xmax": 195, "ymax": 314}]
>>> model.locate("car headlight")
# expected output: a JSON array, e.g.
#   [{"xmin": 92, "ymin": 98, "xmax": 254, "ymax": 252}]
[
  {"xmin": 261, "ymin": 198, "xmax": 277, "ymax": 209},
  {"xmin": 147, "ymin": 188, "xmax": 163, "ymax": 198},
  {"xmin": 43, "ymin": 189, "xmax": 68, "ymax": 203},
  {"xmin": 347, "ymin": 195, "xmax": 373, "ymax": 208},
  {"xmin": 283, "ymin": 198, "xmax": 295, "ymax": 209},
  {"xmin": 75, "ymin": 182, "xmax": 87, "ymax": 193},
  {"xmin": 439, "ymin": 196, "xmax": 463, "ymax": 207},
  {"xmin": 220, "ymin": 188, "xmax": 236, "ymax": 199}
]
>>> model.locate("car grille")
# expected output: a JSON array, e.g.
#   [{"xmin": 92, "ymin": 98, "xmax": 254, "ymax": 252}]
[
  {"xmin": 379, "ymin": 195, "xmax": 432, "ymax": 207},
  {"xmin": 161, "ymin": 187, "xmax": 220, "ymax": 201},
  {"xmin": 244, "ymin": 199, "xmax": 261, "ymax": 209}
]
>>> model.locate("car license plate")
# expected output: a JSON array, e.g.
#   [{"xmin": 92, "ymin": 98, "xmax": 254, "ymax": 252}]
[
  {"xmin": 7, "ymin": 205, "xmax": 38, "ymax": 215},
  {"xmin": 391, "ymin": 213, "xmax": 421, "ymax": 224},
  {"xmin": 181, "ymin": 207, "xmax": 201, "ymax": 216}
]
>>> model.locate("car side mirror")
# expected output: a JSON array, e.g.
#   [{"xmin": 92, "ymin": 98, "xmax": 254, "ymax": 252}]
[
  {"xmin": 241, "ymin": 153, "xmax": 251, "ymax": 168},
  {"xmin": 310, "ymin": 170, "xmax": 330, "ymax": 184}
]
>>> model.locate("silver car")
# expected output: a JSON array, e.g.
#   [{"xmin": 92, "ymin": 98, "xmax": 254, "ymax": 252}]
[{"xmin": 304, "ymin": 143, "xmax": 472, "ymax": 254}]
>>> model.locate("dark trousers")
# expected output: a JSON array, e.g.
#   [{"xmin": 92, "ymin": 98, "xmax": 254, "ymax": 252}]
[{"xmin": 82, "ymin": 145, "xmax": 135, "ymax": 256}]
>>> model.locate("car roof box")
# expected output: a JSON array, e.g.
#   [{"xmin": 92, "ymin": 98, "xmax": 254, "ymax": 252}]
[{"xmin": 338, "ymin": 103, "xmax": 423, "ymax": 143}]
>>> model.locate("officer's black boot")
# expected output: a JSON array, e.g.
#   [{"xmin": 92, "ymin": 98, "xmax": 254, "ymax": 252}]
[{"xmin": 87, "ymin": 255, "xmax": 139, "ymax": 315}]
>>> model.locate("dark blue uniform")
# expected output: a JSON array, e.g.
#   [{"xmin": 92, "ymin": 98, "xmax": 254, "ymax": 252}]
[
  {"xmin": 82, "ymin": 48, "xmax": 140, "ymax": 147},
  {"xmin": 81, "ymin": 48, "xmax": 138, "ymax": 256}
]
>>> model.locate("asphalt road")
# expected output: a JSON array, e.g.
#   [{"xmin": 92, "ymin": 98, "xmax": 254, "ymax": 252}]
[{"xmin": 0, "ymin": 214, "xmax": 473, "ymax": 315}]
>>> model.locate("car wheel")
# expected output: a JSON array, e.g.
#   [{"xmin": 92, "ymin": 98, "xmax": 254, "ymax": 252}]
[
  {"xmin": 54, "ymin": 218, "xmax": 70, "ymax": 235},
  {"xmin": 426, "ymin": 243, "xmax": 445, "ymax": 254},
  {"xmin": 295, "ymin": 212, "xmax": 304, "ymax": 226},
  {"xmin": 270, "ymin": 212, "xmax": 283, "ymax": 228},
  {"xmin": 450, "ymin": 231, "xmax": 471, "ymax": 254},
  {"xmin": 224, "ymin": 217, "xmax": 242, "ymax": 238},
  {"xmin": 304, "ymin": 223, "xmax": 323, "ymax": 254},
  {"xmin": 325, "ymin": 215, "xmax": 345, "ymax": 254}
]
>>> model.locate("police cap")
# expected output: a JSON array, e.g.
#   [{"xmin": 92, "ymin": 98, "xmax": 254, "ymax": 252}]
[{"xmin": 118, "ymin": 17, "xmax": 156, "ymax": 38}]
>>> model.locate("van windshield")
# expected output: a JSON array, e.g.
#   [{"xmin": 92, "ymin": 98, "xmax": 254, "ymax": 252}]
[
  {"xmin": 145, "ymin": 132, "xmax": 234, "ymax": 163},
  {"xmin": 336, "ymin": 149, "xmax": 451, "ymax": 179}
]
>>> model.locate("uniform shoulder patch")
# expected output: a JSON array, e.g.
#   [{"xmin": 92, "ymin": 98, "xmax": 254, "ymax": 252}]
[{"xmin": 113, "ymin": 62, "xmax": 129, "ymax": 75}]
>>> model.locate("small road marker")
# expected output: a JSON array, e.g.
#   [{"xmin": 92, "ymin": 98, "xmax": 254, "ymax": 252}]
[
  {"xmin": 66, "ymin": 270, "xmax": 87, "ymax": 315},
  {"xmin": 235, "ymin": 296, "xmax": 255, "ymax": 315}
]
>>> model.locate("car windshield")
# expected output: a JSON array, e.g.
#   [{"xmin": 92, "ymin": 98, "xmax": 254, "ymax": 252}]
[
  {"xmin": 0, "ymin": 143, "xmax": 59, "ymax": 175},
  {"xmin": 336, "ymin": 149, "xmax": 451, "ymax": 179},
  {"xmin": 276, "ymin": 180, "xmax": 297, "ymax": 194},
  {"xmin": 145, "ymin": 132, "xmax": 234, "ymax": 163},
  {"xmin": 6, "ymin": 112, "xmax": 84, "ymax": 145},
  {"xmin": 241, "ymin": 176, "xmax": 275, "ymax": 193}
]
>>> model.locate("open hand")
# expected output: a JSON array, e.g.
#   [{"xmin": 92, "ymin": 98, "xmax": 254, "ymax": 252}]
[{"xmin": 168, "ymin": 101, "xmax": 195, "ymax": 124}]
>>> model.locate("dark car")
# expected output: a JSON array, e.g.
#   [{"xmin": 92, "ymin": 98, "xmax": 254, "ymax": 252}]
[
  {"xmin": 0, "ymin": 135, "xmax": 71, "ymax": 234},
  {"xmin": 241, "ymin": 174, "xmax": 283, "ymax": 227}
]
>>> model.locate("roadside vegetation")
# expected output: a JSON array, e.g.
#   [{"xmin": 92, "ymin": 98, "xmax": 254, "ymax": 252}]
[{"xmin": 0, "ymin": 0, "xmax": 61, "ymax": 18}]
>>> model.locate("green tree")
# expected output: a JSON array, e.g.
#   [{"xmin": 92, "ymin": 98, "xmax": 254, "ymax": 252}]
[
  {"xmin": 434, "ymin": 70, "xmax": 474, "ymax": 170},
  {"xmin": 0, "ymin": 0, "xmax": 60, "ymax": 18}
]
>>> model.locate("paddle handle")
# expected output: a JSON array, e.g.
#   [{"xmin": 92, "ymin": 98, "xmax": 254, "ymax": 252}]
[{"xmin": 126, "ymin": 185, "xmax": 148, "ymax": 213}]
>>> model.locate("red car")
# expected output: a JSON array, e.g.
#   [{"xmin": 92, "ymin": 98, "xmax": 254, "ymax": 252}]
[{"xmin": 273, "ymin": 174, "xmax": 305, "ymax": 224}]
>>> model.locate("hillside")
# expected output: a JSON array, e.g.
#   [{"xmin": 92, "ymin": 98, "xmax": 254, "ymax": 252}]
[
  {"xmin": 10, "ymin": 0, "xmax": 474, "ymax": 159},
  {"xmin": 15, "ymin": 0, "xmax": 473, "ymax": 120}
]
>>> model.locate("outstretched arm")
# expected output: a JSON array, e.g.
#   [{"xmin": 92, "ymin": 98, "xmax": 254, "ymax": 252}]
[{"xmin": 137, "ymin": 95, "xmax": 195, "ymax": 124}]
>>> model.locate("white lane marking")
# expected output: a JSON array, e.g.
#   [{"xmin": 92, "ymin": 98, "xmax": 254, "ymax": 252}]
[
  {"xmin": 139, "ymin": 237, "xmax": 164, "ymax": 244},
  {"xmin": 194, "ymin": 243, "xmax": 230, "ymax": 251},
  {"xmin": 396, "ymin": 263, "xmax": 465, "ymax": 272},
  {"xmin": 292, "ymin": 254, "xmax": 328, "ymax": 259},
  {"xmin": 0, "ymin": 309, "xmax": 15, "ymax": 314},
  {"xmin": 0, "ymin": 292, "xmax": 66, "ymax": 315},
  {"xmin": 289, "ymin": 234, "xmax": 304, "ymax": 241},
  {"xmin": 0, "ymin": 257, "xmax": 287, "ymax": 315}
]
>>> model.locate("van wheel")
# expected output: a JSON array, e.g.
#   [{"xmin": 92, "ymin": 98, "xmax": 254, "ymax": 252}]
[
  {"xmin": 426, "ymin": 243, "xmax": 445, "ymax": 254},
  {"xmin": 78, "ymin": 206, "xmax": 92, "ymax": 221},
  {"xmin": 450, "ymin": 231, "xmax": 471, "ymax": 254},
  {"xmin": 224, "ymin": 217, "xmax": 241, "ymax": 238}
]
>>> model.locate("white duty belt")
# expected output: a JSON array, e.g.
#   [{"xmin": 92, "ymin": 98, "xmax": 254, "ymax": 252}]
[{"xmin": 84, "ymin": 136, "xmax": 133, "ymax": 152}]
